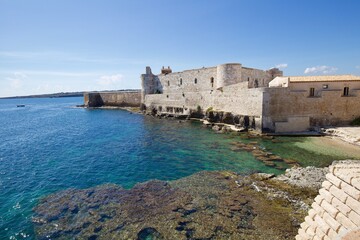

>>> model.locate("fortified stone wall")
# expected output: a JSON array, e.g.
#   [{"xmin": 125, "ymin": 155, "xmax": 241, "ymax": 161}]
[
  {"xmin": 84, "ymin": 91, "xmax": 141, "ymax": 107},
  {"xmin": 296, "ymin": 160, "xmax": 360, "ymax": 240},
  {"xmin": 142, "ymin": 64, "xmax": 282, "ymax": 131},
  {"xmin": 145, "ymin": 82, "xmax": 265, "ymax": 129},
  {"xmin": 262, "ymin": 87, "xmax": 360, "ymax": 132}
]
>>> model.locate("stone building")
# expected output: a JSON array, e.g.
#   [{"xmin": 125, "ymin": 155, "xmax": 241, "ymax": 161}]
[{"xmin": 141, "ymin": 63, "xmax": 360, "ymax": 133}]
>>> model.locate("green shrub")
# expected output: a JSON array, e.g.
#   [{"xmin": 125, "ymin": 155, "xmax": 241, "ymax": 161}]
[
  {"xmin": 350, "ymin": 116, "xmax": 360, "ymax": 126},
  {"xmin": 206, "ymin": 107, "xmax": 213, "ymax": 113}
]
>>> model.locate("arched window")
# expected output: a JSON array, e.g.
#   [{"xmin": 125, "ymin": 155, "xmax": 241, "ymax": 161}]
[
  {"xmin": 180, "ymin": 78, "xmax": 182, "ymax": 85},
  {"xmin": 194, "ymin": 78, "xmax": 197, "ymax": 84},
  {"xmin": 167, "ymin": 81, "xmax": 170, "ymax": 86},
  {"xmin": 210, "ymin": 77, "xmax": 214, "ymax": 87},
  {"xmin": 343, "ymin": 87, "xmax": 349, "ymax": 96}
]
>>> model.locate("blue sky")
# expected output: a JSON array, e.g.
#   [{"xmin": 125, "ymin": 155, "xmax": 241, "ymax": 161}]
[{"xmin": 1, "ymin": 0, "xmax": 360, "ymax": 97}]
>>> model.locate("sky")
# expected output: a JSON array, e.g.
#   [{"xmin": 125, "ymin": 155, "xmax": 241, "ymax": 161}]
[{"xmin": 1, "ymin": 0, "xmax": 360, "ymax": 97}]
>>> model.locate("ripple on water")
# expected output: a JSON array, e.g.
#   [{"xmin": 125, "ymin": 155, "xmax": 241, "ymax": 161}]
[{"xmin": 1, "ymin": 97, "xmax": 360, "ymax": 239}]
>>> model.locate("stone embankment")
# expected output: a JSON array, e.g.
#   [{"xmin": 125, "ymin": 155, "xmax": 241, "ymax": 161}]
[
  {"xmin": 84, "ymin": 91, "xmax": 141, "ymax": 108},
  {"xmin": 296, "ymin": 160, "xmax": 360, "ymax": 240}
]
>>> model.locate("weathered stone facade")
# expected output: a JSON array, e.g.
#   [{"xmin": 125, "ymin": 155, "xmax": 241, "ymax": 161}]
[
  {"xmin": 296, "ymin": 160, "xmax": 360, "ymax": 240},
  {"xmin": 141, "ymin": 63, "xmax": 282, "ymax": 131},
  {"xmin": 141, "ymin": 63, "xmax": 360, "ymax": 133},
  {"xmin": 84, "ymin": 91, "xmax": 141, "ymax": 107}
]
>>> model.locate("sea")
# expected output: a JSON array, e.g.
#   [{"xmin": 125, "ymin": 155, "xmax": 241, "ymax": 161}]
[{"xmin": 0, "ymin": 97, "xmax": 359, "ymax": 239}]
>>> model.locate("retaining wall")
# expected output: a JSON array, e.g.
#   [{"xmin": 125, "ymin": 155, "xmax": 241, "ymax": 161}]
[
  {"xmin": 84, "ymin": 91, "xmax": 141, "ymax": 107},
  {"xmin": 296, "ymin": 160, "xmax": 360, "ymax": 240}
]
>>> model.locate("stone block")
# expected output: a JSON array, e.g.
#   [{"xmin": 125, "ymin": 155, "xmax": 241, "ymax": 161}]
[
  {"xmin": 326, "ymin": 173, "xmax": 342, "ymax": 188},
  {"xmin": 314, "ymin": 215, "xmax": 330, "ymax": 233},
  {"xmin": 319, "ymin": 188, "xmax": 334, "ymax": 203},
  {"xmin": 337, "ymin": 173, "xmax": 353, "ymax": 186},
  {"xmin": 348, "ymin": 210, "xmax": 360, "ymax": 227},
  {"xmin": 340, "ymin": 180, "xmax": 360, "ymax": 200},
  {"xmin": 337, "ymin": 226, "xmax": 347, "ymax": 235},
  {"xmin": 329, "ymin": 185, "xmax": 348, "ymax": 203},
  {"xmin": 297, "ymin": 228, "xmax": 311, "ymax": 240},
  {"xmin": 327, "ymin": 228, "xmax": 338, "ymax": 239},
  {"xmin": 322, "ymin": 212, "xmax": 341, "ymax": 232},
  {"xmin": 320, "ymin": 199, "xmax": 339, "ymax": 218},
  {"xmin": 322, "ymin": 181, "xmax": 332, "ymax": 190},
  {"xmin": 305, "ymin": 224, "xmax": 316, "ymax": 236},
  {"xmin": 346, "ymin": 196, "xmax": 360, "ymax": 215},
  {"xmin": 312, "ymin": 234, "xmax": 321, "ymax": 240},
  {"xmin": 308, "ymin": 209, "xmax": 317, "ymax": 220},
  {"xmin": 300, "ymin": 221, "xmax": 309, "ymax": 230},
  {"xmin": 351, "ymin": 178, "xmax": 360, "ymax": 190},
  {"xmin": 315, "ymin": 195, "xmax": 324, "ymax": 205},
  {"xmin": 315, "ymin": 226, "xmax": 326, "ymax": 238},
  {"xmin": 332, "ymin": 197, "xmax": 352, "ymax": 216},
  {"xmin": 323, "ymin": 234, "xmax": 331, "ymax": 240},
  {"xmin": 312, "ymin": 202, "xmax": 325, "ymax": 217},
  {"xmin": 335, "ymin": 212, "xmax": 357, "ymax": 229}
]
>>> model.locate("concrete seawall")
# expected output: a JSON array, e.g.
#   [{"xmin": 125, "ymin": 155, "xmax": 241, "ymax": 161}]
[{"xmin": 84, "ymin": 91, "xmax": 141, "ymax": 107}]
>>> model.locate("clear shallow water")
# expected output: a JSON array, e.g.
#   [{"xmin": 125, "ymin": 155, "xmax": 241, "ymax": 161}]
[{"xmin": 0, "ymin": 97, "xmax": 359, "ymax": 239}]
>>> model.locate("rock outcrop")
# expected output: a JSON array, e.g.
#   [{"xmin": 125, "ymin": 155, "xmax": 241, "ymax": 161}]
[{"xmin": 32, "ymin": 171, "xmax": 319, "ymax": 240}]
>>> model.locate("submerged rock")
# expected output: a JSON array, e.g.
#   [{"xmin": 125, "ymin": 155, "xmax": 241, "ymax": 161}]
[{"xmin": 33, "ymin": 171, "xmax": 316, "ymax": 240}]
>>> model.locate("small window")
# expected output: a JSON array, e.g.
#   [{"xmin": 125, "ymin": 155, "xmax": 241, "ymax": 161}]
[
  {"xmin": 248, "ymin": 77, "xmax": 250, "ymax": 82},
  {"xmin": 180, "ymin": 78, "xmax": 182, "ymax": 85},
  {"xmin": 167, "ymin": 81, "xmax": 170, "ymax": 86},
  {"xmin": 254, "ymin": 79, "xmax": 259, "ymax": 88},
  {"xmin": 182, "ymin": 93, "xmax": 185, "ymax": 97},
  {"xmin": 194, "ymin": 78, "xmax": 197, "ymax": 84},
  {"xmin": 309, "ymin": 88, "xmax": 315, "ymax": 97},
  {"xmin": 210, "ymin": 77, "xmax": 214, "ymax": 87},
  {"xmin": 323, "ymin": 84, "xmax": 328, "ymax": 89},
  {"xmin": 166, "ymin": 95, "xmax": 169, "ymax": 98},
  {"xmin": 343, "ymin": 87, "xmax": 349, "ymax": 96}
]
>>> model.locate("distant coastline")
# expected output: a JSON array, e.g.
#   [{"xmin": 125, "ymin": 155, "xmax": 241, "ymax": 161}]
[{"xmin": 0, "ymin": 89, "xmax": 140, "ymax": 99}]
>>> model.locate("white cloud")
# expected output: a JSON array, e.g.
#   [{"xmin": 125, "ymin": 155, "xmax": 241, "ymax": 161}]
[
  {"xmin": 304, "ymin": 65, "xmax": 338, "ymax": 74},
  {"xmin": 97, "ymin": 74, "xmax": 123, "ymax": 86},
  {"xmin": 275, "ymin": 63, "xmax": 288, "ymax": 69}
]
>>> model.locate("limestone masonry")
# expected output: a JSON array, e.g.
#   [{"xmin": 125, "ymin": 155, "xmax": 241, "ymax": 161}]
[
  {"xmin": 296, "ymin": 160, "xmax": 360, "ymax": 240},
  {"xmin": 141, "ymin": 63, "xmax": 360, "ymax": 133},
  {"xmin": 84, "ymin": 91, "xmax": 141, "ymax": 108}
]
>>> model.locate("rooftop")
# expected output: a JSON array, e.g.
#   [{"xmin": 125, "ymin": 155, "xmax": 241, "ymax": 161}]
[{"xmin": 289, "ymin": 75, "xmax": 360, "ymax": 83}]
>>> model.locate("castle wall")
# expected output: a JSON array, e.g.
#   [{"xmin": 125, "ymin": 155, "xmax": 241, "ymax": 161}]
[
  {"xmin": 84, "ymin": 91, "xmax": 141, "ymax": 107},
  {"xmin": 296, "ymin": 160, "xmax": 360, "ymax": 240},
  {"xmin": 145, "ymin": 82, "xmax": 265, "ymax": 129},
  {"xmin": 158, "ymin": 67, "xmax": 217, "ymax": 94},
  {"xmin": 242, "ymin": 67, "xmax": 278, "ymax": 88},
  {"xmin": 216, "ymin": 63, "xmax": 242, "ymax": 89},
  {"xmin": 262, "ymin": 82, "xmax": 360, "ymax": 132}
]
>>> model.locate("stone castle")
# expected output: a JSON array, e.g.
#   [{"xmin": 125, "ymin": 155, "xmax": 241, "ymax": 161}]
[{"xmin": 141, "ymin": 63, "xmax": 360, "ymax": 133}]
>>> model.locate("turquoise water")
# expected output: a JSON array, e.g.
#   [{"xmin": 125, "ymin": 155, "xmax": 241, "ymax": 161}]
[
  {"xmin": 0, "ymin": 97, "xmax": 359, "ymax": 239},
  {"xmin": 0, "ymin": 97, "xmax": 276, "ymax": 239}
]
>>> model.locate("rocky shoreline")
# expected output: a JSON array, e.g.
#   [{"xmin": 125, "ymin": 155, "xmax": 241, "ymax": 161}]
[
  {"xmin": 32, "ymin": 167, "xmax": 326, "ymax": 240},
  {"xmin": 323, "ymin": 126, "xmax": 360, "ymax": 146}
]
